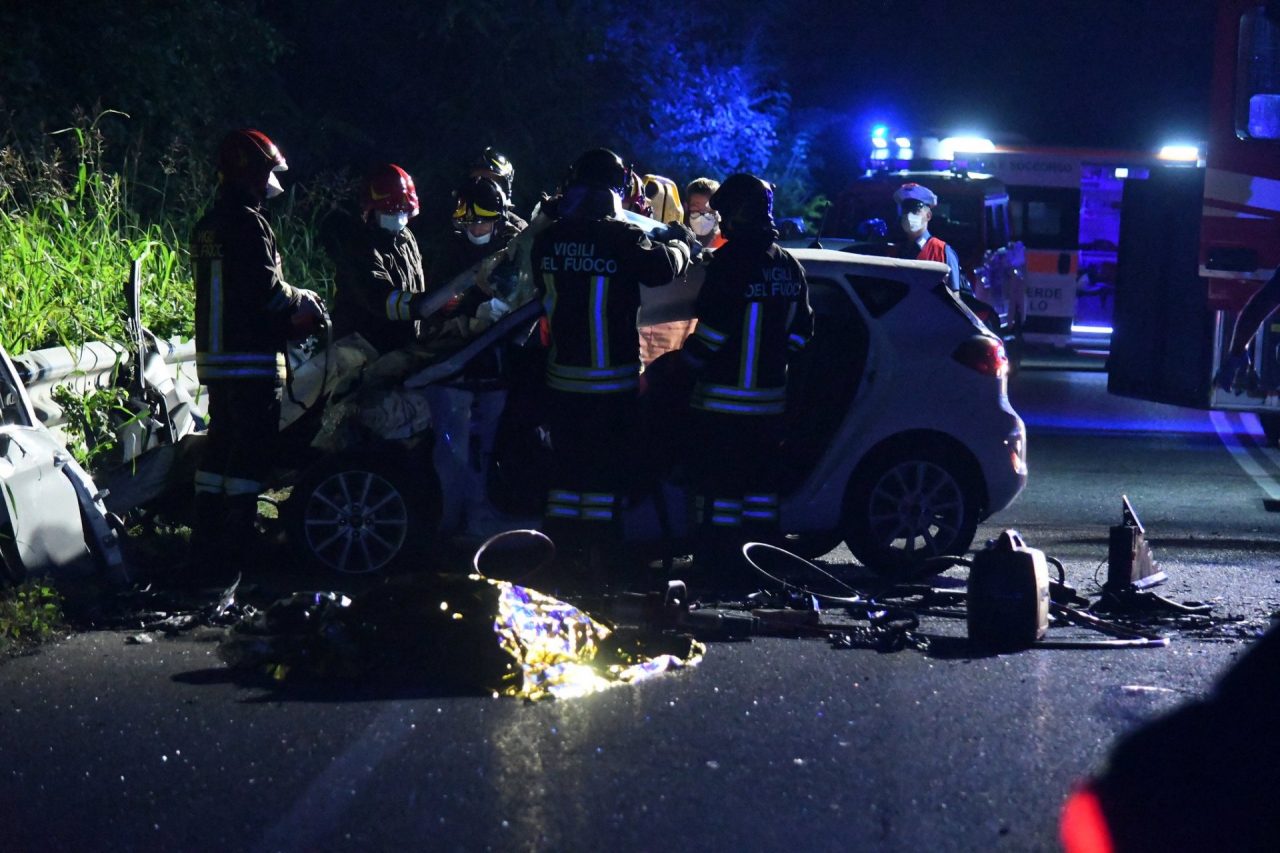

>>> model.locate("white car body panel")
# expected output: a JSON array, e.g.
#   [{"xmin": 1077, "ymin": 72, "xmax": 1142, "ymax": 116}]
[
  {"xmin": 0, "ymin": 346, "xmax": 126, "ymax": 582},
  {"xmin": 776, "ymin": 250, "xmax": 1025, "ymax": 532}
]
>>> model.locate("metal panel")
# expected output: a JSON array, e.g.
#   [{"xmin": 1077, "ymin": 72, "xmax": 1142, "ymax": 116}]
[{"xmin": 11, "ymin": 337, "xmax": 203, "ymax": 446}]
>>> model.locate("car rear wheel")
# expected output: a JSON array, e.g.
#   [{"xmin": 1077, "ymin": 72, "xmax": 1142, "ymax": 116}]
[
  {"xmin": 285, "ymin": 453, "xmax": 439, "ymax": 575},
  {"xmin": 843, "ymin": 444, "xmax": 980, "ymax": 578}
]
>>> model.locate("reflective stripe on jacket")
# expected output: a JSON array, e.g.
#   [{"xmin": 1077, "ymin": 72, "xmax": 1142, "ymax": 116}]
[
  {"xmin": 192, "ymin": 190, "xmax": 299, "ymax": 384},
  {"xmin": 683, "ymin": 237, "xmax": 813, "ymax": 416}
]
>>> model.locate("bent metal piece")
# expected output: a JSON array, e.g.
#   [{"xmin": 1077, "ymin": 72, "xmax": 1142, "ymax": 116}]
[{"xmin": 471, "ymin": 528, "xmax": 557, "ymax": 584}]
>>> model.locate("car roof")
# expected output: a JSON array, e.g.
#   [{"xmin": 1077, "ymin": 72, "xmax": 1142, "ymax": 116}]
[{"xmin": 791, "ymin": 248, "xmax": 950, "ymax": 283}]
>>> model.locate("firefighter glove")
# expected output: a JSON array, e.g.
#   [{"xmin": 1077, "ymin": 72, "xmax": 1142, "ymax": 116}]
[{"xmin": 290, "ymin": 288, "xmax": 327, "ymax": 339}]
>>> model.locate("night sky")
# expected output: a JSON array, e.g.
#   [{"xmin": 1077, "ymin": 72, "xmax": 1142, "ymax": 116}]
[{"xmin": 783, "ymin": 0, "xmax": 1217, "ymax": 148}]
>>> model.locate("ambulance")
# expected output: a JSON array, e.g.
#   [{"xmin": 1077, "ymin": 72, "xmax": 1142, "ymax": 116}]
[{"xmin": 972, "ymin": 146, "xmax": 1180, "ymax": 351}]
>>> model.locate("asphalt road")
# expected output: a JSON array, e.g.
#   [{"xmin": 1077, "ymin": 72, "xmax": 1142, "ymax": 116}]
[{"xmin": 3, "ymin": 365, "xmax": 1278, "ymax": 852}]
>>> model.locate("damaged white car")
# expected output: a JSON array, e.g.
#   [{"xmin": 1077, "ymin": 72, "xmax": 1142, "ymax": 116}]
[{"xmin": 0, "ymin": 344, "xmax": 126, "ymax": 585}]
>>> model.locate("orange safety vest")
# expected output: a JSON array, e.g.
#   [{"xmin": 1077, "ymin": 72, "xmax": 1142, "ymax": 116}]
[{"xmin": 916, "ymin": 236, "xmax": 949, "ymax": 264}]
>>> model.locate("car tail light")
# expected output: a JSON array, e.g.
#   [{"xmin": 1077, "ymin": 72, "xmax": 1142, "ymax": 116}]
[
  {"xmin": 1060, "ymin": 784, "xmax": 1114, "ymax": 853},
  {"xmin": 952, "ymin": 336, "xmax": 1008, "ymax": 377}
]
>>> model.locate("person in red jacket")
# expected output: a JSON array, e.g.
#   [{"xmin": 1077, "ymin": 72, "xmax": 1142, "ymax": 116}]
[
  {"xmin": 894, "ymin": 182, "xmax": 970, "ymax": 294},
  {"xmin": 190, "ymin": 128, "xmax": 325, "ymax": 584}
]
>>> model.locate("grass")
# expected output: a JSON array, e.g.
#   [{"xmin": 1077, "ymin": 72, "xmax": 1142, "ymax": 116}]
[
  {"xmin": 0, "ymin": 120, "xmax": 195, "ymax": 354},
  {"xmin": 0, "ymin": 113, "xmax": 340, "ymax": 358},
  {"xmin": 0, "ymin": 580, "xmax": 66, "ymax": 654}
]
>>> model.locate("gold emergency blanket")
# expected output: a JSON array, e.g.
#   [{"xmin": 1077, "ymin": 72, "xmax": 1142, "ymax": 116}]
[{"xmin": 491, "ymin": 578, "xmax": 704, "ymax": 701}]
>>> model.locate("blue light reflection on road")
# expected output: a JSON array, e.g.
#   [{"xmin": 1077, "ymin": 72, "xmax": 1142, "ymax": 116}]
[{"xmin": 1011, "ymin": 369, "xmax": 1218, "ymax": 435}]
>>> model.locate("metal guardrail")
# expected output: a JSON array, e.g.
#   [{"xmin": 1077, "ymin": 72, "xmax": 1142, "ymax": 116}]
[{"xmin": 11, "ymin": 337, "xmax": 203, "ymax": 446}]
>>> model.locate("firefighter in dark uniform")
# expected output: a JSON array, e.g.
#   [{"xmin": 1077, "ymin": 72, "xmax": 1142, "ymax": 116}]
[
  {"xmin": 423, "ymin": 176, "xmax": 528, "ymax": 537},
  {"xmin": 467, "ymin": 147, "xmax": 528, "ymax": 230},
  {"xmin": 530, "ymin": 148, "xmax": 694, "ymax": 546},
  {"xmin": 190, "ymin": 129, "xmax": 325, "ymax": 581},
  {"xmin": 679, "ymin": 174, "xmax": 814, "ymax": 575},
  {"xmin": 327, "ymin": 163, "xmax": 427, "ymax": 356},
  {"xmin": 429, "ymin": 175, "xmax": 523, "ymax": 315}
]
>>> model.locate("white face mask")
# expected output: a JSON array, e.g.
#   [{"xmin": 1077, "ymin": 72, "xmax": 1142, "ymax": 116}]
[
  {"xmin": 466, "ymin": 228, "xmax": 493, "ymax": 245},
  {"xmin": 379, "ymin": 212, "xmax": 410, "ymax": 233},
  {"xmin": 903, "ymin": 212, "xmax": 926, "ymax": 234},
  {"xmin": 265, "ymin": 171, "xmax": 284, "ymax": 199},
  {"xmin": 690, "ymin": 211, "xmax": 718, "ymax": 237}
]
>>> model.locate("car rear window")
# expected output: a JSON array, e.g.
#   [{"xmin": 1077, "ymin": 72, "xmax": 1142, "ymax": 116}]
[{"xmin": 845, "ymin": 275, "xmax": 909, "ymax": 317}]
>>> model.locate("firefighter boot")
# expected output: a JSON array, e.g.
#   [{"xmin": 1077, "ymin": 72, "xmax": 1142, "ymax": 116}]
[
  {"xmin": 223, "ymin": 493, "xmax": 271, "ymax": 576},
  {"xmin": 185, "ymin": 492, "xmax": 235, "ymax": 588}
]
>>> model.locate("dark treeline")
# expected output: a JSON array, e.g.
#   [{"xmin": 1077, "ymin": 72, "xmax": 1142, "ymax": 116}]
[{"xmin": 0, "ymin": 0, "xmax": 836, "ymax": 224}]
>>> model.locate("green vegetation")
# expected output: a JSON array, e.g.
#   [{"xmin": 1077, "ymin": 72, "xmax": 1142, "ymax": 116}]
[
  {"xmin": 0, "ymin": 116, "xmax": 195, "ymax": 354},
  {"xmin": 0, "ymin": 580, "xmax": 65, "ymax": 654},
  {"xmin": 0, "ymin": 112, "xmax": 339, "ymax": 359}
]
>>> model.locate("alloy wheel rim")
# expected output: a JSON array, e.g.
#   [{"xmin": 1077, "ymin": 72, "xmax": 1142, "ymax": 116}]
[
  {"xmin": 303, "ymin": 469, "xmax": 410, "ymax": 573},
  {"xmin": 866, "ymin": 460, "xmax": 965, "ymax": 557}
]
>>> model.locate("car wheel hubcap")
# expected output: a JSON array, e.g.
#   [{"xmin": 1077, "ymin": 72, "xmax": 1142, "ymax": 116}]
[
  {"xmin": 303, "ymin": 469, "xmax": 410, "ymax": 573},
  {"xmin": 867, "ymin": 460, "xmax": 965, "ymax": 557}
]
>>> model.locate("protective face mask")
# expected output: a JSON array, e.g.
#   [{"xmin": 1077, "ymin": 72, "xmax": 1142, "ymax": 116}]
[
  {"xmin": 466, "ymin": 228, "xmax": 493, "ymax": 245},
  {"xmin": 379, "ymin": 212, "xmax": 410, "ymax": 233},
  {"xmin": 690, "ymin": 212, "xmax": 718, "ymax": 237},
  {"xmin": 903, "ymin": 212, "xmax": 926, "ymax": 233},
  {"xmin": 265, "ymin": 171, "xmax": 284, "ymax": 199}
]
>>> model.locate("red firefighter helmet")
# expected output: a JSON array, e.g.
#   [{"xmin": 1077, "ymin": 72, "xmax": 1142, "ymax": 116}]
[
  {"xmin": 217, "ymin": 129, "xmax": 287, "ymax": 195},
  {"xmin": 362, "ymin": 163, "xmax": 420, "ymax": 218}
]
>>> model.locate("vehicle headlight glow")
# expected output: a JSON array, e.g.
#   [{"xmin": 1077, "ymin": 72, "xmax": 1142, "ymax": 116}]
[{"xmin": 1157, "ymin": 144, "xmax": 1200, "ymax": 162}]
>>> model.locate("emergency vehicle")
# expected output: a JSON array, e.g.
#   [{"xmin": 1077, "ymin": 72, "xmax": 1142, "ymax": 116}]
[
  {"xmin": 843, "ymin": 130, "xmax": 1209, "ymax": 356},
  {"xmin": 1107, "ymin": 0, "xmax": 1280, "ymax": 439},
  {"xmin": 815, "ymin": 151, "xmax": 1025, "ymax": 351},
  {"xmin": 971, "ymin": 145, "xmax": 1180, "ymax": 351}
]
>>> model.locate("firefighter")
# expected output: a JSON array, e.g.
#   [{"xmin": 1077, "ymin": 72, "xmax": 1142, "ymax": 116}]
[
  {"xmin": 894, "ymin": 182, "xmax": 970, "ymax": 294},
  {"xmin": 467, "ymin": 147, "xmax": 527, "ymax": 229},
  {"xmin": 530, "ymin": 147, "xmax": 695, "ymax": 550},
  {"xmin": 679, "ymin": 173, "xmax": 814, "ymax": 579},
  {"xmin": 327, "ymin": 163, "xmax": 427, "ymax": 356},
  {"xmin": 423, "ymin": 175, "xmax": 528, "ymax": 537},
  {"xmin": 430, "ymin": 175, "xmax": 523, "ymax": 305},
  {"xmin": 189, "ymin": 129, "xmax": 325, "ymax": 583}
]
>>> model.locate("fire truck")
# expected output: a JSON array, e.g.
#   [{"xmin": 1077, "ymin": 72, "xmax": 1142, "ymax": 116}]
[{"xmin": 1107, "ymin": 0, "xmax": 1280, "ymax": 440}]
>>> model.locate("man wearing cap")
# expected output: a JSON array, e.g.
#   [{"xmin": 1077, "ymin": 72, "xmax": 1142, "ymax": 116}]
[{"xmin": 893, "ymin": 182, "xmax": 969, "ymax": 294}]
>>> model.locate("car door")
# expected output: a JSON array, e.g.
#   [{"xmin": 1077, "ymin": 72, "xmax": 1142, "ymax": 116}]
[{"xmin": 0, "ymin": 347, "xmax": 97, "ymax": 580}]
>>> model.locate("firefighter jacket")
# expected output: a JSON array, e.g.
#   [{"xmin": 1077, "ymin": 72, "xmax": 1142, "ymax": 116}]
[
  {"xmin": 428, "ymin": 218, "xmax": 523, "ymax": 315},
  {"xmin": 682, "ymin": 237, "xmax": 814, "ymax": 416},
  {"xmin": 531, "ymin": 216, "xmax": 688, "ymax": 395},
  {"xmin": 192, "ymin": 190, "xmax": 302, "ymax": 384},
  {"xmin": 328, "ymin": 215, "xmax": 427, "ymax": 354}
]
